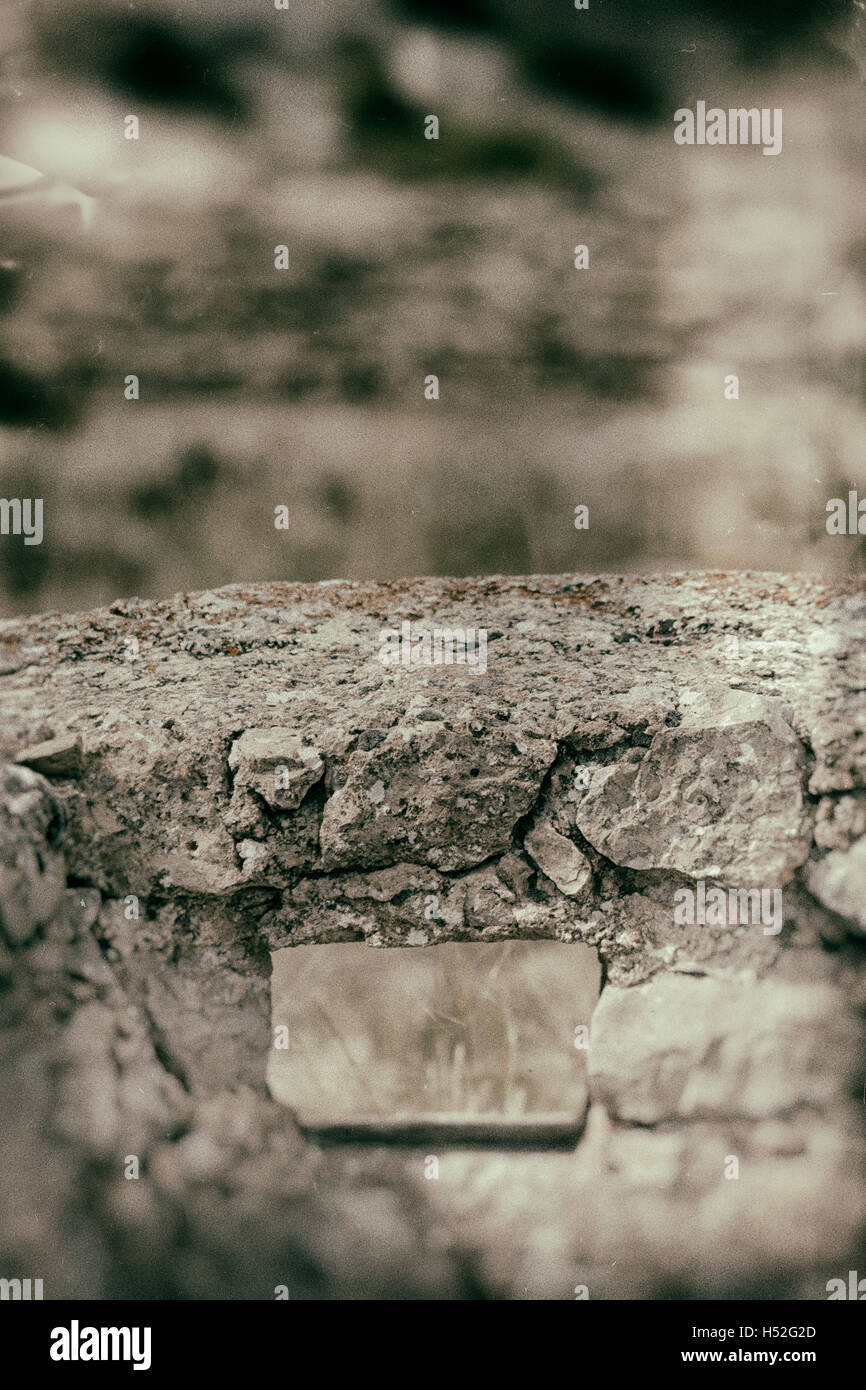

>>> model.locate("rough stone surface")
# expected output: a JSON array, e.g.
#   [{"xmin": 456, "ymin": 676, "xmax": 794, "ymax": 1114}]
[
  {"xmin": 806, "ymin": 837, "xmax": 866, "ymax": 935},
  {"xmin": 524, "ymin": 818, "xmax": 593, "ymax": 899},
  {"xmin": 15, "ymin": 733, "xmax": 85, "ymax": 779},
  {"xmin": 589, "ymin": 973, "xmax": 862, "ymax": 1124},
  {"xmin": 0, "ymin": 762, "xmax": 67, "ymax": 947},
  {"xmin": 573, "ymin": 690, "xmax": 812, "ymax": 886},
  {"xmin": 0, "ymin": 571, "xmax": 864, "ymax": 1299}
]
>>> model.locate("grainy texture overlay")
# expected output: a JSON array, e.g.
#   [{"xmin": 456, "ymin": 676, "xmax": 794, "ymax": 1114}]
[{"xmin": 1, "ymin": 570, "xmax": 864, "ymax": 1298}]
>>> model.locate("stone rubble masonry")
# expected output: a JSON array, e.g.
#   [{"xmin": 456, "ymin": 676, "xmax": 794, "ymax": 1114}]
[{"xmin": 0, "ymin": 571, "xmax": 864, "ymax": 1299}]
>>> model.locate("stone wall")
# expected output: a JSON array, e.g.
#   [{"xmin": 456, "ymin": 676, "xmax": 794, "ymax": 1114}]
[
  {"xmin": 0, "ymin": 571, "xmax": 864, "ymax": 1298},
  {"xmin": 3, "ymin": 1, "xmax": 865, "ymax": 620}
]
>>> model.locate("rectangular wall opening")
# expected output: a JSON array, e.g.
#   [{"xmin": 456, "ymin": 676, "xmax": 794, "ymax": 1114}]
[{"xmin": 269, "ymin": 940, "xmax": 601, "ymax": 1148}]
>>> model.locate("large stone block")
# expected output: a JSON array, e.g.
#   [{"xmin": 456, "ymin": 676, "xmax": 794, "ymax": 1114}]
[{"xmin": 589, "ymin": 972, "xmax": 862, "ymax": 1123}]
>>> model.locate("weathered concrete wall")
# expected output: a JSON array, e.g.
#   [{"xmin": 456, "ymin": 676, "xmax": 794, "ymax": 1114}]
[{"xmin": 0, "ymin": 571, "xmax": 864, "ymax": 1298}]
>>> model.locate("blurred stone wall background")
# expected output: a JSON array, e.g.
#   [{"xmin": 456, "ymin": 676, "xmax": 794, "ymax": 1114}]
[{"xmin": 0, "ymin": 0, "xmax": 864, "ymax": 617}]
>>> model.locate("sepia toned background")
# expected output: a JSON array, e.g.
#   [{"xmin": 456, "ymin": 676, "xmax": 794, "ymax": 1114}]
[
  {"xmin": 0, "ymin": 0, "xmax": 864, "ymax": 618},
  {"xmin": 1, "ymin": 0, "xmax": 865, "ymax": 1308},
  {"xmin": 268, "ymin": 941, "xmax": 600, "ymax": 1125}
]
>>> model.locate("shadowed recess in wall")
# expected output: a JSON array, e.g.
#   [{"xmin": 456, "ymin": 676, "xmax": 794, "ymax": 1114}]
[{"xmin": 269, "ymin": 940, "xmax": 601, "ymax": 1145}]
